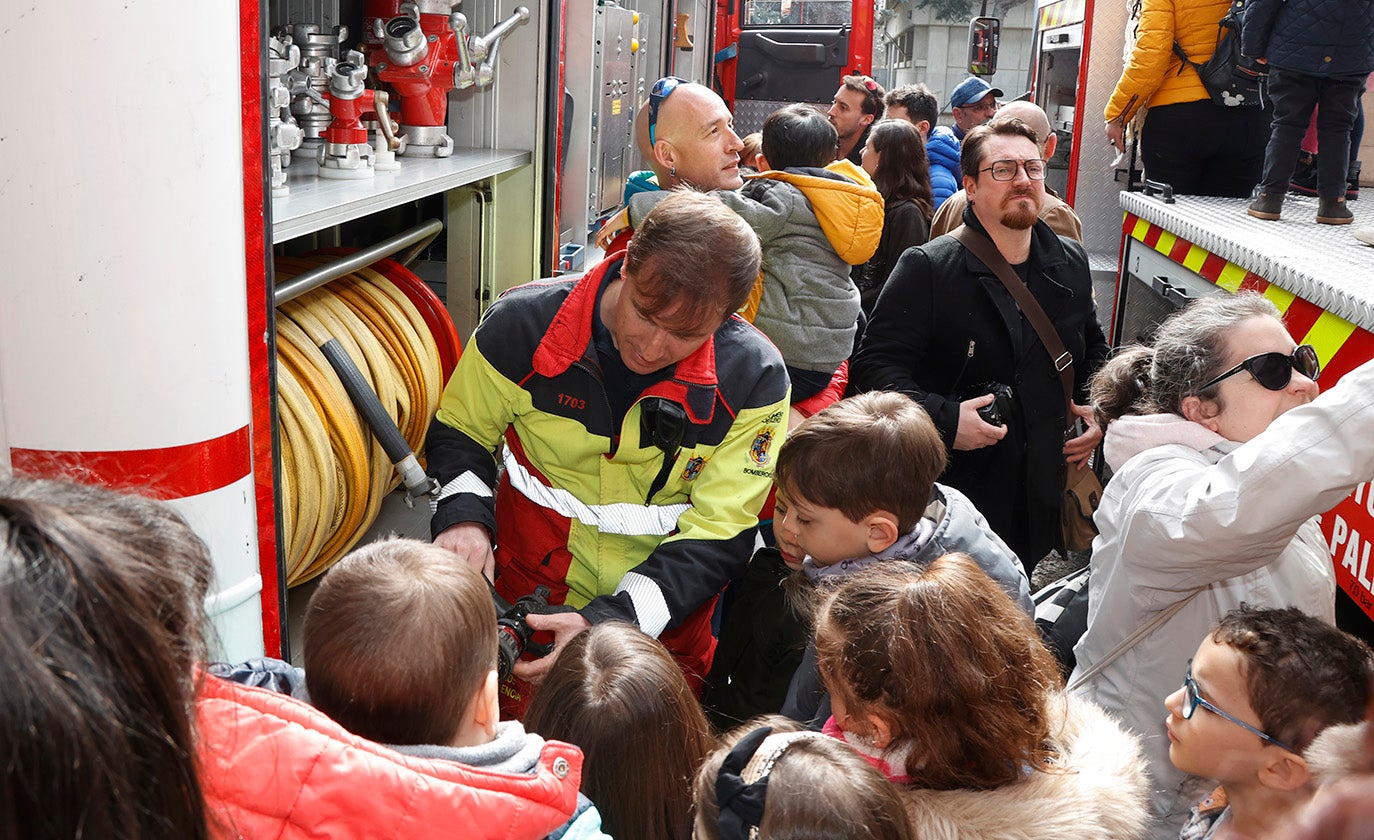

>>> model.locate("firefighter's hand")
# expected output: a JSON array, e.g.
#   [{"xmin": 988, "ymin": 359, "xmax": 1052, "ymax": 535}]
[
  {"xmin": 513, "ymin": 612, "xmax": 592, "ymax": 683},
  {"xmin": 434, "ymin": 522, "xmax": 495, "ymax": 581},
  {"xmin": 1106, "ymin": 120, "xmax": 1124, "ymax": 152},
  {"xmin": 953, "ymin": 395, "xmax": 1008, "ymax": 451},
  {"xmin": 1063, "ymin": 403, "xmax": 1103, "ymax": 468}
]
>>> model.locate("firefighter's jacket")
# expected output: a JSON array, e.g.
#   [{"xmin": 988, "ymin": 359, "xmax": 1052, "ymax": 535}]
[{"xmin": 426, "ymin": 253, "xmax": 790, "ymax": 643}]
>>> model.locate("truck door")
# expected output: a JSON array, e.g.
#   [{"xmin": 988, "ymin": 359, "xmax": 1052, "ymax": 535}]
[{"xmin": 724, "ymin": 0, "xmax": 869, "ymax": 135}]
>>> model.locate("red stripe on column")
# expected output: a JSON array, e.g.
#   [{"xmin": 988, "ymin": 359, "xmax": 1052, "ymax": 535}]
[
  {"xmin": 11, "ymin": 427, "xmax": 252, "ymax": 501},
  {"xmin": 1198, "ymin": 252, "xmax": 1227, "ymax": 283},
  {"xmin": 1168, "ymin": 236, "xmax": 1194, "ymax": 264},
  {"xmin": 1142, "ymin": 222, "xmax": 1163, "ymax": 249}
]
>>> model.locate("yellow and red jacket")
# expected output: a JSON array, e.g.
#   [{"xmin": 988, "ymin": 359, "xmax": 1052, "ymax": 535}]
[{"xmin": 426, "ymin": 253, "xmax": 789, "ymax": 641}]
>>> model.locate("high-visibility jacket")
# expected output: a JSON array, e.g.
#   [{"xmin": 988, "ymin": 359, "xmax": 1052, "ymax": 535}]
[{"xmin": 426, "ymin": 252, "xmax": 789, "ymax": 674}]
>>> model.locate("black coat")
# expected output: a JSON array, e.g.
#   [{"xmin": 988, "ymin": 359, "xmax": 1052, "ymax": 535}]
[
  {"xmin": 851, "ymin": 208, "xmax": 1110, "ymax": 565},
  {"xmin": 1242, "ymin": 0, "xmax": 1374, "ymax": 78}
]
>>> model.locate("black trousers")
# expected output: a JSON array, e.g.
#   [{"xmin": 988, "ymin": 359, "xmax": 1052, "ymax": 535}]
[
  {"xmin": 1260, "ymin": 68, "xmax": 1367, "ymax": 198},
  {"xmin": 1140, "ymin": 99, "xmax": 1271, "ymax": 198}
]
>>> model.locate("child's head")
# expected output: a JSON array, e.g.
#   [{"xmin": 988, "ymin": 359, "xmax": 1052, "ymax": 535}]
[
  {"xmin": 761, "ymin": 104, "xmax": 839, "ymax": 171},
  {"xmin": 525, "ymin": 622, "xmax": 713, "ymax": 840},
  {"xmin": 815, "ymin": 555, "xmax": 1061, "ymax": 790},
  {"xmin": 740, "ymin": 131, "xmax": 763, "ymax": 170},
  {"xmin": 773, "ymin": 391, "xmax": 946, "ymax": 565},
  {"xmin": 1166, "ymin": 605, "xmax": 1374, "ymax": 790},
  {"xmin": 693, "ymin": 715, "xmax": 915, "ymax": 840},
  {"xmin": 304, "ymin": 537, "xmax": 499, "ymax": 748}
]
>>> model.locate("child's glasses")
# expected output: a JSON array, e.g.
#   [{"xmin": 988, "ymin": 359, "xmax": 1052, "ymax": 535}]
[{"xmin": 1181, "ymin": 660, "xmax": 1294, "ymax": 751}]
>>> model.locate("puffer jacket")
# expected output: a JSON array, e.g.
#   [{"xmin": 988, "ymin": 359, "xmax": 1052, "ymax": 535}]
[
  {"xmin": 1071, "ymin": 356, "xmax": 1374, "ymax": 840},
  {"xmin": 629, "ymin": 162, "xmax": 881, "ymax": 377},
  {"xmin": 926, "ymin": 127, "xmax": 962, "ymax": 208},
  {"xmin": 1105, "ymin": 0, "xmax": 1232, "ymax": 124},
  {"xmin": 197, "ymin": 674, "xmax": 584, "ymax": 839},
  {"xmin": 1242, "ymin": 0, "xmax": 1374, "ymax": 77},
  {"xmin": 898, "ymin": 693, "xmax": 1151, "ymax": 840}
]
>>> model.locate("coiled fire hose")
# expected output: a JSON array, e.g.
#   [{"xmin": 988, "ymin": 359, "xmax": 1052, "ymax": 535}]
[{"xmin": 274, "ymin": 254, "xmax": 456, "ymax": 585}]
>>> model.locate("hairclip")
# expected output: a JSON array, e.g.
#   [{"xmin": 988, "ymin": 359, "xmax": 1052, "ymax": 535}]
[{"xmin": 716, "ymin": 726, "xmax": 825, "ymax": 840}]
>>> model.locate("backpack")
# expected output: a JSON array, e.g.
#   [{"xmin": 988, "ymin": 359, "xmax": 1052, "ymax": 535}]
[
  {"xmin": 1033, "ymin": 565, "xmax": 1090, "ymax": 677},
  {"xmin": 1172, "ymin": 0, "xmax": 1267, "ymax": 107}
]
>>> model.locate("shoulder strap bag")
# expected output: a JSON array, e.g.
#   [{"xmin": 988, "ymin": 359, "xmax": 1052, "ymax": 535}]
[{"xmin": 950, "ymin": 225, "xmax": 1102, "ymax": 551}]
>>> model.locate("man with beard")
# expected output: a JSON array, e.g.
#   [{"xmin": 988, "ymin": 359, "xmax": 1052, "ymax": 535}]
[
  {"xmin": 827, "ymin": 74, "xmax": 885, "ymax": 164},
  {"xmin": 850, "ymin": 117, "xmax": 1109, "ymax": 575}
]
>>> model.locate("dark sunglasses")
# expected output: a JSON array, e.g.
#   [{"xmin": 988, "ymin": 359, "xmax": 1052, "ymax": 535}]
[
  {"xmin": 1181, "ymin": 660, "xmax": 1294, "ymax": 751},
  {"xmin": 1196, "ymin": 344, "xmax": 1321, "ymax": 393},
  {"xmin": 647, "ymin": 76, "xmax": 687, "ymax": 145}
]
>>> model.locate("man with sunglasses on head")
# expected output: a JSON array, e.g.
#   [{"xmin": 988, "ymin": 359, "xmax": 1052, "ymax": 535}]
[
  {"xmin": 852, "ymin": 115, "xmax": 1109, "ymax": 577},
  {"xmin": 427, "ymin": 191, "xmax": 789, "ymax": 718},
  {"xmin": 827, "ymin": 74, "xmax": 885, "ymax": 164}
]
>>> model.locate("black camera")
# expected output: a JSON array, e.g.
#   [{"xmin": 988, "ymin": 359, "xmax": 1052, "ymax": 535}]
[
  {"xmin": 491, "ymin": 584, "xmax": 568, "ymax": 681},
  {"xmin": 976, "ymin": 383, "xmax": 1015, "ymax": 427}
]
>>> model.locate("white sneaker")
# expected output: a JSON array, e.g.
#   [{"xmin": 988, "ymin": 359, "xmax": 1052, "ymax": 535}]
[{"xmin": 1357, "ymin": 227, "xmax": 1374, "ymax": 246}]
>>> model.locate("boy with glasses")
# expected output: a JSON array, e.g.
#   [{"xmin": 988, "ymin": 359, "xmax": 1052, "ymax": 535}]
[{"xmin": 1167, "ymin": 605, "xmax": 1372, "ymax": 839}]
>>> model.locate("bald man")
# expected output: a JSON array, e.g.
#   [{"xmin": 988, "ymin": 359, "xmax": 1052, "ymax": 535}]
[
  {"xmin": 599, "ymin": 81, "xmax": 747, "ymax": 252},
  {"xmin": 929, "ymin": 101, "xmax": 1083, "ymax": 241}
]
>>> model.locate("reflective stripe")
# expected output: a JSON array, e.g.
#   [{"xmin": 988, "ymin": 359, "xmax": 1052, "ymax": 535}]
[
  {"xmin": 430, "ymin": 470, "xmax": 494, "ymax": 513},
  {"xmin": 502, "ymin": 447, "xmax": 690, "ymax": 536},
  {"xmin": 616, "ymin": 571, "xmax": 671, "ymax": 638}
]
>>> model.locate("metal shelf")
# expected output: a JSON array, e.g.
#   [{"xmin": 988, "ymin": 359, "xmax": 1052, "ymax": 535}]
[{"xmin": 270, "ymin": 147, "xmax": 531, "ymax": 243}]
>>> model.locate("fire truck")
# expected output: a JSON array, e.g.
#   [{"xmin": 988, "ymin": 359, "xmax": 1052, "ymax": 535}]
[{"xmin": 2, "ymin": 0, "xmax": 1372, "ymax": 664}]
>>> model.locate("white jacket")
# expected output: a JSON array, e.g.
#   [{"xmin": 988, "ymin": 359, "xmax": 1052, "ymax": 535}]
[
  {"xmin": 899, "ymin": 693, "xmax": 1150, "ymax": 840},
  {"xmin": 1070, "ymin": 356, "xmax": 1374, "ymax": 840}
]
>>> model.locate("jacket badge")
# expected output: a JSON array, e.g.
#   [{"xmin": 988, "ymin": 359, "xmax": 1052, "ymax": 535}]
[
  {"xmin": 680, "ymin": 455, "xmax": 707, "ymax": 482},
  {"xmin": 750, "ymin": 427, "xmax": 776, "ymax": 465}
]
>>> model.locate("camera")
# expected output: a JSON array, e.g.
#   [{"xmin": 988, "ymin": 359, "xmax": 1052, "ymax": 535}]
[
  {"xmin": 975, "ymin": 383, "xmax": 1015, "ymax": 427},
  {"xmin": 492, "ymin": 584, "xmax": 564, "ymax": 681}
]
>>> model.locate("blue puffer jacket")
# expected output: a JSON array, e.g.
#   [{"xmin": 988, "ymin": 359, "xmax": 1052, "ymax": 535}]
[
  {"xmin": 1242, "ymin": 0, "xmax": 1374, "ymax": 77},
  {"xmin": 926, "ymin": 127, "xmax": 962, "ymax": 209}
]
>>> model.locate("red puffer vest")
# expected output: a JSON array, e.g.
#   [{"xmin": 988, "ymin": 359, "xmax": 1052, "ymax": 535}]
[{"xmin": 196, "ymin": 675, "xmax": 584, "ymax": 839}]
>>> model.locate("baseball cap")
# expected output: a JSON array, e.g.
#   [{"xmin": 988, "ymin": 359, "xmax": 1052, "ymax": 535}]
[{"xmin": 948, "ymin": 76, "xmax": 1004, "ymax": 109}]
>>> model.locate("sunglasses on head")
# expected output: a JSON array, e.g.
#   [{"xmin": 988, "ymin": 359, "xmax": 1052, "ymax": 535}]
[
  {"xmin": 648, "ymin": 76, "xmax": 687, "ymax": 145},
  {"xmin": 1181, "ymin": 660, "xmax": 1294, "ymax": 751},
  {"xmin": 861, "ymin": 76, "xmax": 879, "ymax": 92},
  {"xmin": 1196, "ymin": 344, "xmax": 1321, "ymax": 393}
]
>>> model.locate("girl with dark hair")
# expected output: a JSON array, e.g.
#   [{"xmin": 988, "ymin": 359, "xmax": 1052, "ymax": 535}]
[
  {"xmin": 692, "ymin": 715, "xmax": 914, "ymax": 840},
  {"xmin": 0, "ymin": 476, "xmax": 213, "ymax": 840},
  {"xmin": 856, "ymin": 119, "xmax": 934, "ymax": 315},
  {"xmin": 526, "ymin": 622, "xmax": 714, "ymax": 840},
  {"xmin": 1073, "ymin": 291, "xmax": 1374, "ymax": 839},
  {"xmin": 815, "ymin": 556, "xmax": 1150, "ymax": 839}
]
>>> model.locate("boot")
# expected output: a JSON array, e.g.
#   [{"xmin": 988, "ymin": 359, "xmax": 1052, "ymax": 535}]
[
  {"xmin": 1247, "ymin": 192, "xmax": 1284, "ymax": 220},
  {"xmin": 1290, "ymin": 151, "xmax": 1319, "ymax": 197},
  {"xmin": 1348, "ymin": 160, "xmax": 1361, "ymax": 201},
  {"xmin": 1317, "ymin": 196, "xmax": 1354, "ymax": 225}
]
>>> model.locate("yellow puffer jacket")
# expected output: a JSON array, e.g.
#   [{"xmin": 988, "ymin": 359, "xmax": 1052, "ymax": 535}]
[{"xmin": 1105, "ymin": 0, "xmax": 1232, "ymax": 124}]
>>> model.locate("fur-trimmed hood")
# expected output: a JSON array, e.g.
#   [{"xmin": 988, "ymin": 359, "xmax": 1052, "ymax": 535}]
[
  {"xmin": 1305, "ymin": 720, "xmax": 1373, "ymax": 784},
  {"xmin": 900, "ymin": 693, "xmax": 1151, "ymax": 840}
]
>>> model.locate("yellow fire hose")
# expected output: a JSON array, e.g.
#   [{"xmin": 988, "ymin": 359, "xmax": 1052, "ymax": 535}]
[{"xmin": 274, "ymin": 255, "xmax": 443, "ymax": 585}]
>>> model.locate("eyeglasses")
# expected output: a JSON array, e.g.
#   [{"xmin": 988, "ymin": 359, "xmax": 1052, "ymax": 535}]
[
  {"xmin": 648, "ymin": 76, "xmax": 686, "ymax": 145},
  {"xmin": 1181, "ymin": 661, "xmax": 1294, "ymax": 752},
  {"xmin": 1196, "ymin": 344, "xmax": 1321, "ymax": 393},
  {"xmin": 978, "ymin": 159, "xmax": 1048, "ymax": 181}
]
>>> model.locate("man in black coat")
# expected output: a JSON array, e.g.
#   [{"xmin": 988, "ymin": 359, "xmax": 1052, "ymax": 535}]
[{"xmin": 851, "ymin": 117, "xmax": 1110, "ymax": 573}]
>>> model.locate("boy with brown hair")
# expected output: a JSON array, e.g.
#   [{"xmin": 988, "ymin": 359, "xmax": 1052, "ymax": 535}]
[
  {"xmin": 704, "ymin": 391, "xmax": 1031, "ymax": 729},
  {"xmin": 304, "ymin": 537, "xmax": 610, "ymax": 840},
  {"xmin": 1169, "ymin": 605, "xmax": 1374, "ymax": 840}
]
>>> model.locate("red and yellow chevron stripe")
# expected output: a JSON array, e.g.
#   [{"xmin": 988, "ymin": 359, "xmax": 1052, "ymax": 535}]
[
  {"xmin": 1124, "ymin": 212, "xmax": 1374, "ymax": 385},
  {"xmin": 1038, "ymin": 0, "xmax": 1086, "ymax": 31}
]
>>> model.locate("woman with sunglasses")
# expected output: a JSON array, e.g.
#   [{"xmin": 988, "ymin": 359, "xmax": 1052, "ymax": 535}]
[{"xmin": 1071, "ymin": 290, "xmax": 1374, "ymax": 840}]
